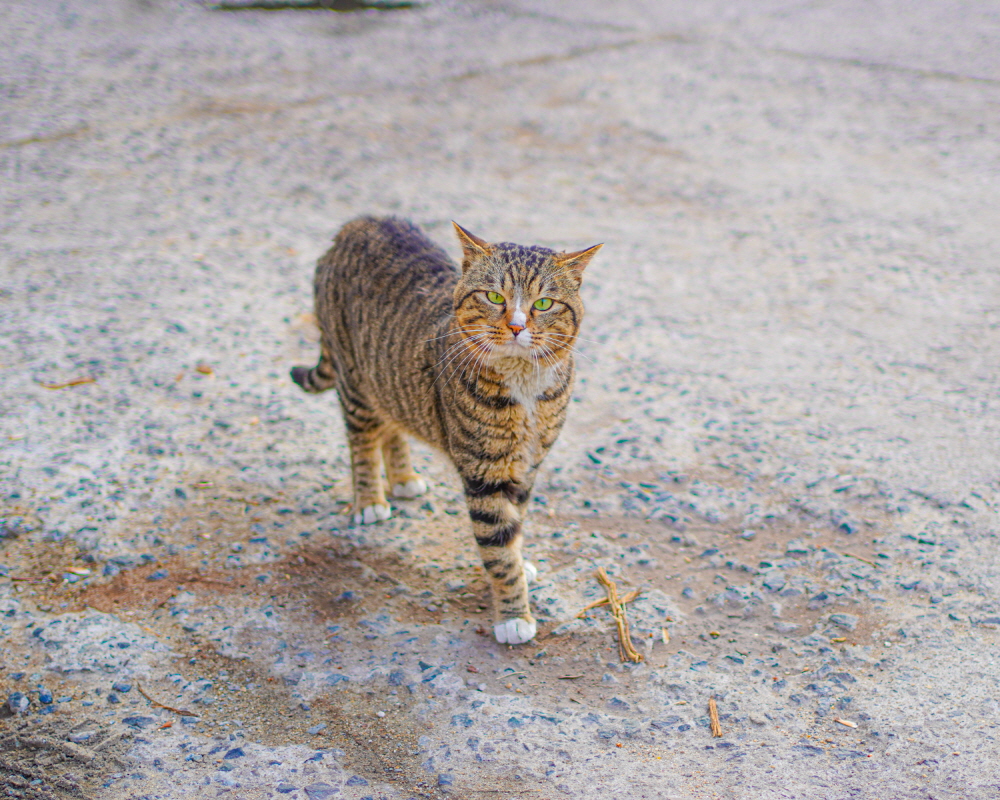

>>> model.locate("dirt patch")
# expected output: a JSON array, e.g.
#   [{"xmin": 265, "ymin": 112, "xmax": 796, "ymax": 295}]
[{"xmin": 0, "ymin": 715, "xmax": 134, "ymax": 800}]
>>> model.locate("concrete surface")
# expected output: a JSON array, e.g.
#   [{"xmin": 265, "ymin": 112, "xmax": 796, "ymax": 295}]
[{"xmin": 2, "ymin": 1, "xmax": 999, "ymax": 798}]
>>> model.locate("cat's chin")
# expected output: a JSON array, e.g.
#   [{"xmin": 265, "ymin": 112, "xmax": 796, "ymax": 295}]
[{"xmin": 490, "ymin": 342, "xmax": 543, "ymax": 362}]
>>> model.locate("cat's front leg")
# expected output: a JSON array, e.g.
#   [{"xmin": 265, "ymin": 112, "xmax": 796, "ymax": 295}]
[{"xmin": 463, "ymin": 476, "xmax": 537, "ymax": 645}]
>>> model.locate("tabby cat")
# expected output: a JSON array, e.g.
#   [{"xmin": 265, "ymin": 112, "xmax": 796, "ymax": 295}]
[{"xmin": 291, "ymin": 216, "xmax": 600, "ymax": 644}]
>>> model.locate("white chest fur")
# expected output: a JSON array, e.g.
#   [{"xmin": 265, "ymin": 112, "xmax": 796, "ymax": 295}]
[{"xmin": 496, "ymin": 357, "xmax": 563, "ymax": 423}]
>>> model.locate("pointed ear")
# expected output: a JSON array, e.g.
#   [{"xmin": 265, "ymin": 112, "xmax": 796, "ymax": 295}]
[
  {"xmin": 452, "ymin": 222, "xmax": 492, "ymax": 265},
  {"xmin": 554, "ymin": 243, "xmax": 603, "ymax": 275}
]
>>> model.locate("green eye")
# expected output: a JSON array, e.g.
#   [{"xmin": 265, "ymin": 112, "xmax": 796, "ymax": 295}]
[
  {"xmin": 486, "ymin": 291, "xmax": 505, "ymax": 305},
  {"xmin": 533, "ymin": 298, "xmax": 554, "ymax": 311}
]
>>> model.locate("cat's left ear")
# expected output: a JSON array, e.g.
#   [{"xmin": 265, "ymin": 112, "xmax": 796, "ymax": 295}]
[
  {"xmin": 554, "ymin": 243, "xmax": 603, "ymax": 276},
  {"xmin": 453, "ymin": 222, "xmax": 492, "ymax": 267}
]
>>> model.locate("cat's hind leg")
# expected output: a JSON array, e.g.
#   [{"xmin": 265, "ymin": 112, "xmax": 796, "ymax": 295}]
[
  {"xmin": 338, "ymin": 386, "xmax": 391, "ymax": 524},
  {"xmin": 348, "ymin": 425, "xmax": 391, "ymax": 524},
  {"xmin": 382, "ymin": 431, "xmax": 428, "ymax": 499},
  {"xmin": 290, "ymin": 343, "xmax": 337, "ymax": 394}
]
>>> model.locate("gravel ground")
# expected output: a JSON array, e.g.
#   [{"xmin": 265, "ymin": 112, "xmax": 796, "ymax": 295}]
[{"xmin": 2, "ymin": 1, "xmax": 999, "ymax": 798}]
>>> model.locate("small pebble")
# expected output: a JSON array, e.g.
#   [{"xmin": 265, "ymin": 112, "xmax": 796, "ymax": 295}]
[
  {"xmin": 307, "ymin": 723, "xmax": 327, "ymax": 735},
  {"xmin": 7, "ymin": 692, "xmax": 29, "ymax": 715}
]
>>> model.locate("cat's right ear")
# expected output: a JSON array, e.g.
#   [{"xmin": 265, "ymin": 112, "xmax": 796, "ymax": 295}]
[{"xmin": 453, "ymin": 222, "xmax": 492, "ymax": 269}]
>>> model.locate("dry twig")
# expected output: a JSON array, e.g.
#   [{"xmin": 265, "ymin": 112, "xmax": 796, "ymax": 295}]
[
  {"xmin": 576, "ymin": 587, "xmax": 641, "ymax": 618},
  {"xmin": 708, "ymin": 697, "xmax": 722, "ymax": 738},
  {"xmin": 594, "ymin": 567, "xmax": 643, "ymax": 663},
  {"xmin": 39, "ymin": 377, "xmax": 95, "ymax": 390},
  {"xmin": 842, "ymin": 552, "xmax": 879, "ymax": 568},
  {"xmin": 136, "ymin": 682, "xmax": 197, "ymax": 717}
]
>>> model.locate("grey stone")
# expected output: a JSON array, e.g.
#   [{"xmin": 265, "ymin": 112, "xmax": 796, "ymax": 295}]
[
  {"xmin": 121, "ymin": 716, "xmax": 156, "ymax": 729},
  {"xmin": 830, "ymin": 614, "xmax": 860, "ymax": 631},
  {"xmin": 304, "ymin": 783, "xmax": 337, "ymax": 800},
  {"xmin": 785, "ymin": 540, "xmax": 811, "ymax": 556}
]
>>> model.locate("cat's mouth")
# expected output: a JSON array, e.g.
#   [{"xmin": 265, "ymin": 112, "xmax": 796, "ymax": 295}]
[
  {"xmin": 459, "ymin": 327, "xmax": 545, "ymax": 362},
  {"xmin": 492, "ymin": 328, "xmax": 535, "ymax": 358}
]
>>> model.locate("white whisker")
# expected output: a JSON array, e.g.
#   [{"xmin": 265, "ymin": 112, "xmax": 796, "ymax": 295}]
[
  {"xmin": 538, "ymin": 338, "xmax": 594, "ymax": 363},
  {"xmin": 543, "ymin": 332, "xmax": 603, "ymax": 347},
  {"xmin": 432, "ymin": 333, "xmax": 494, "ymax": 391},
  {"xmin": 422, "ymin": 326, "xmax": 493, "ymax": 344}
]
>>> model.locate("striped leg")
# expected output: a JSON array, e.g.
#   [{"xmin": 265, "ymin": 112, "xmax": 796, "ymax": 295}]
[
  {"xmin": 511, "ymin": 468, "xmax": 539, "ymax": 584},
  {"xmin": 382, "ymin": 432, "xmax": 428, "ymax": 499},
  {"xmin": 347, "ymin": 426, "xmax": 391, "ymax": 525},
  {"xmin": 463, "ymin": 476, "xmax": 536, "ymax": 645}
]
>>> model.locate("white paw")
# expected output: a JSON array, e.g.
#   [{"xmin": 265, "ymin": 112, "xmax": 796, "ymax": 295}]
[
  {"xmin": 523, "ymin": 561, "xmax": 537, "ymax": 584},
  {"xmin": 391, "ymin": 478, "xmax": 428, "ymax": 499},
  {"xmin": 353, "ymin": 504, "xmax": 391, "ymax": 525},
  {"xmin": 494, "ymin": 618, "xmax": 537, "ymax": 645}
]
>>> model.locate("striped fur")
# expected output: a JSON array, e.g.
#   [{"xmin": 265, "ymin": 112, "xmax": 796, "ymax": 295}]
[{"xmin": 292, "ymin": 216, "xmax": 600, "ymax": 644}]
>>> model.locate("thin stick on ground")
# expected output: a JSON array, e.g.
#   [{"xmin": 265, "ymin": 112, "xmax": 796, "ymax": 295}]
[
  {"xmin": 708, "ymin": 697, "xmax": 722, "ymax": 738},
  {"xmin": 842, "ymin": 552, "xmax": 879, "ymax": 568},
  {"xmin": 594, "ymin": 567, "xmax": 643, "ymax": 663},
  {"xmin": 39, "ymin": 376, "xmax": 95, "ymax": 390},
  {"xmin": 136, "ymin": 682, "xmax": 198, "ymax": 717}
]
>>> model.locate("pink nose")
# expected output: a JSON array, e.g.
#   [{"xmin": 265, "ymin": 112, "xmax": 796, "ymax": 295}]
[{"xmin": 508, "ymin": 323, "xmax": 525, "ymax": 335}]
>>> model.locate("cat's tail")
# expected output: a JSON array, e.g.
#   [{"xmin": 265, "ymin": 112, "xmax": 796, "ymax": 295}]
[{"xmin": 290, "ymin": 357, "xmax": 337, "ymax": 393}]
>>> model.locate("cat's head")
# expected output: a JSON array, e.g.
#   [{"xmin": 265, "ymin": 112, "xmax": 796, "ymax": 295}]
[{"xmin": 451, "ymin": 222, "xmax": 601, "ymax": 363}]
